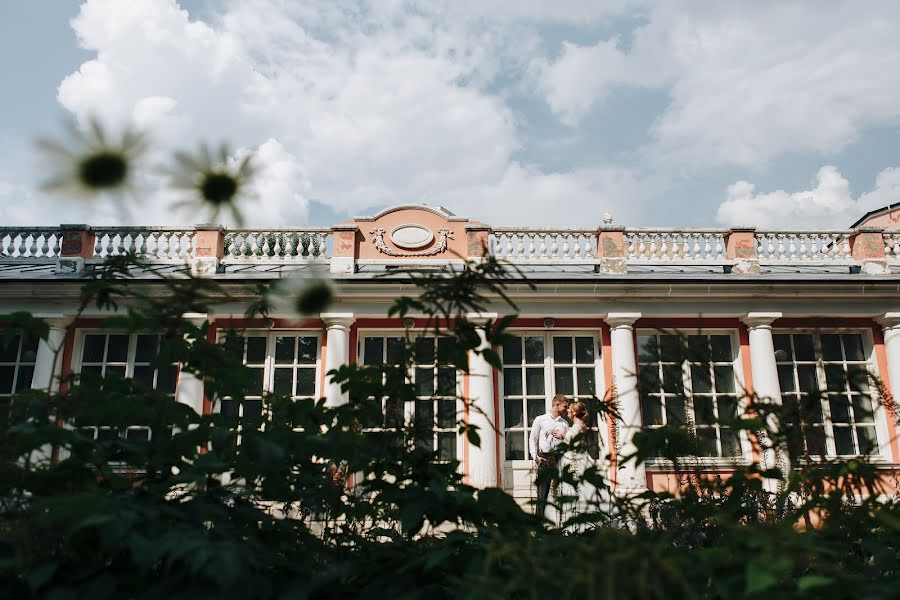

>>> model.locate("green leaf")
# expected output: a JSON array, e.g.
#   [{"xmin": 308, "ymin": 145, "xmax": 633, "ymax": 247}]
[
  {"xmin": 797, "ymin": 575, "xmax": 832, "ymax": 591},
  {"xmin": 745, "ymin": 561, "xmax": 778, "ymax": 595}
]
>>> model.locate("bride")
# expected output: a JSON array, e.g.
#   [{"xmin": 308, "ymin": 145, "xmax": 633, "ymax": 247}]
[{"xmin": 552, "ymin": 401, "xmax": 603, "ymax": 525}]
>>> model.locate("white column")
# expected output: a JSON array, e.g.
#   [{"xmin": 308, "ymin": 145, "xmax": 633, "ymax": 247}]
[
  {"xmin": 321, "ymin": 313, "xmax": 355, "ymax": 407},
  {"xmin": 606, "ymin": 312, "xmax": 647, "ymax": 494},
  {"xmin": 31, "ymin": 317, "xmax": 71, "ymax": 392},
  {"xmin": 174, "ymin": 313, "xmax": 208, "ymax": 414},
  {"xmin": 741, "ymin": 312, "xmax": 788, "ymax": 484},
  {"xmin": 879, "ymin": 313, "xmax": 900, "ymax": 457},
  {"xmin": 466, "ymin": 312, "xmax": 498, "ymax": 488}
]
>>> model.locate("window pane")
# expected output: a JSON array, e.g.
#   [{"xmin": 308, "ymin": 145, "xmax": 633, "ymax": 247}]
[
  {"xmin": 797, "ymin": 365, "xmax": 818, "ymax": 394},
  {"xmin": 273, "ymin": 368, "xmax": 293, "ymax": 395},
  {"xmin": 21, "ymin": 337, "xmax": 38, "ymax": 363},
  {"xmin": 801, "ymin": 396, "xmax": 824, "ymax": 423},
  {"xmin": 437, "ymin": 337, "xmax": 456, "ymax": 364},
  {"xmin": 524, "ymin": 337, "xmax": 544, "ymax": 363},
  {"xmin": 641, "ymin": 396, "xmax": 663, "ymax": 426},
  {"xmin": 363, "ymin": 337, "xmax": 383, "ymax": 365},
  {"xmin": 721, "ymin": 428, "xmax": 742, "ymax": 456},
  {"xmin": 415, "ymin": 368, "xmax": 434, "ymax": 396},
  {"xmin": 157, "ymin": 365, "xmax": 178, "ymax": 395},
  {"xmin": 852, "ymin": 395, "xmax": 875, "ymax": 423},
  {"xmin": 384, "ymin": 398, "xmax": 404, "ymax": 428},
  {"xmin": 525, "ymin": 368, "xmax": 545, "ymax": 395},
  {"xmin": 846, "ymin": 365, "xmax": 870, "ymax": 392},
  {"xmin": 857, "ymin": 426, "xmax": 878, "ymax": 455},
  {"xmin": 243, "ymin": 399, "xmax": 263, "ymax": 426},
  {"xmin": 296, "ymin": 368, "xmax": 315, "ymax": 396},
  {"xmin": 773, "ymin": 334, "xmax": 792, "ymax": 362},
  {"xmin": 718, "ymin": 396, "xmax": 738, "ymax": 421},
  {"xmin": 697, "ymin": 429, "xmax": 717, "ymax": 456},
  {"xmin": 659, "ymin": 335, "xmax": 683, "ymax": 362},
  {"xmin": 553, "ymin": 337, "xmax": 573, "ymax": 364},
  {"xmin": 415, "ymin": 337, "xmax": 435, "ymax": 364},
  {"xmin": 575, "ymin": 337, "xmax": 595, "ymax": 363},
  {"xmin": 690, "ymin": 365, "xmax": 711, "ymax": 393},
  {"xmin": 246, "ymin": 337, "xmax": 266, "ymax": 363},
  {"xmin": 437, "ymin": 399, "xmax": 456, "ymax": 428},
  {"xmin": 662, "ymin": 365, "xmax": 683, "ymax": 393},
  {"xmin": 125, "ymin": 428, "xmax": 150, "ymax": 443},
  {"xmin": 829, "ymin": 396, "xmax": 851, "ymax": 423},
  {"xmin": 824, "ymin": 365, "xmax": 845, "ymax": 392},
  {"xmin": 833, "ymin": 426, "xmax": 854, "ymax": 455},
  {"xmin": 135, "ymin": 335, "xmax": 159, "ymax": 362},
  {"xmin": 247, "ymin": 368, "xmax": 265, "ymax": 394},
  {"xmin": 793, "ymin": 334, "xmax": 815, "ymax": 361},
  {"xmin": 687, "ymin": 335, "xmax": 710, "ymax": 363},
  {"xmin": 637, "ymin": 335, "xmax": 659, "ymax": 362},
  {"xmin": 576, "ymin": 367, "xmax": 595, "ymax": 395},
  {"xmin": 386, "ymin": 337, "xmax": 404, "ymax": 365},
  {"xmin": 438, "ymin": 432, "xmax": 456, "ymax": 461},
  {"xmin": 105, "ymin": 365, "xmax": 126, "ymax": 378},
  {"xmin": 807, "ymin": 426, "xmax": 826, "ymax": 456},
  {"xmin": 224, "ymin": 334, "xmax": 244, "ymax": 360},
  {"xmin": 106, "ymin": 335, "xmax": 129, "ymax": 362},
  {"xmin": 666, "ymin": 396, "xmax": 686, "ymax": 426},
  {"xmin": 437, "ymin": 367, "xmax": 455, "ymax": 396},
  {"xmin": 82, "ymin": 334, "xmax": 106, "ymax": 363},
  {"xmin": 0, "ymin": 336, "xmax": 19, "ymax": 363},
  {"xmin": 554, "ymin": 368, "xmax": 574, "ymax": 395},
  {"xmin": 710, "ymin": 335, "xmax": 733, "ymax": 362},
  {"xmin": 504, "ymin": 399, "xmax": 524, "ymax": 429},
  {"xmin": 527, "ymin": 398, "xmax": 546, "ymax": 422},
  {"xmin": 220, "ymin": 398, "xmax": 238, "ymax": 419},
  {"xmin": 0, "ymin": 366, "xmax": 15, "ymax": 394},
  {"xmin": 415, "ymin": 400, "xmax": 434, "ymax": 432},
  {"xmin": 14, "ymin": 366, "xmax": 33, "ymax": 392},
  {"xmin": 842, "ymin": 334, "xmax": 865, "ymax": 361},
  {"xmin": 298, "ymin": 337, "xmax": 317, "ymax": 364},
  {"xmin": 503, "ymin": 369, "xmax": 522, "ymax": 396},
  {"xmin": 777, "ymin": 365, "xmax": 795, "ymax": 393},
  {"xmin": 274, "ymin": 336, "xmax": 296, "ymax": 364},
  {"xmin": 820, "ymin": 334, "xmax": 842, "ymax": 361},
  {"xmin": 639, "ymin": 367, "xmax": 661, "ymax": 395},
  {"xmin": 502, "ymin": 337, "xmax": 522, "ymax": 365},
  {"xmin": 693, "ymin": 397, "xmax": 715, "ymax": 425},
  {"xmin": 714, "ymin": 366, "xmax": 735, "ymax": 393},
  {"xmin": 506, "ymin": 432, "xmax": 525, "ymax": 460},
  {"xmin": 133, "ymin": 365, "xmax": 154, "ymax": 387}
]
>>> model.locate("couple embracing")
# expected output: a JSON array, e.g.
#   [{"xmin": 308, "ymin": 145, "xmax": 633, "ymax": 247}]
[{"xmin": 529, "ymin": 393, "xmax": 599, "ymax": 520}]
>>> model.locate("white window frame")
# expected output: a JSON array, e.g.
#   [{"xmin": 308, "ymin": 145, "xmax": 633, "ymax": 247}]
[
  {"xmin": 72, "ymin": 330, "xmax": 181, "ymax": 442},
  {"xmin": 773, "ymin": 328, "xmax": 891, "ymax": 461},
  {"xmin": 636, "ymin": 329, "xmax": 751, "ymax": 467},
  {"xmin": 214, "ymin": 329, "xmax": 323, "ymax": 427},
  {"xmin": 0, "ymin": 332, "xmax": 38, "ymax": 423},
  {"xmin": 499, "ymin": 330, "xmax": 606, "ymax": 469},
  {"xmin": 357, "ymin": 330, "xmax": 464, "ymax": 464}
]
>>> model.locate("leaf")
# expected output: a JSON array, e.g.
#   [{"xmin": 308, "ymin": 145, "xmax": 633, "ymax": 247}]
[
  {"xmin": 797, "ymin": 575, "xmax": 832, "ymax": 591},
  {"xmin": 745, "ymin": 561, "xmax": 778, "ymax": 595},
  {"xmin": 25, "ymin": 561, "xmax": 57, "ymax": 592}
]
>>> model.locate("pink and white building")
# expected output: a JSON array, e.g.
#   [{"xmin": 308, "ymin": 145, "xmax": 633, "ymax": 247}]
[{"xmin": 3, "ymin": 203, "xmax": 900, "ymax": 502}]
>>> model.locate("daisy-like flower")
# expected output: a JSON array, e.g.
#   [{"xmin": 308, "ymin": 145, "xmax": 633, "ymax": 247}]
[
  {"xmin": 38, "ymin": 118, "xmax": 147, "ymax": 198},
  {"xmin": 168, "ymin": 143, "xmax": 255, "ymax": 225}
]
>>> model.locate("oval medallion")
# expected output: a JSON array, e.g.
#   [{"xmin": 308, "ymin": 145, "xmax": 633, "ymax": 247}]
[{"xmin": 390, "ymin": 225, "xmax": 434, "ymax": 249}]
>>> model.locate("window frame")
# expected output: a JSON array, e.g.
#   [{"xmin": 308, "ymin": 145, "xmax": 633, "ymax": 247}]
[
  {"xmin": 499, "ymin": 329, "xmax": 606, "ymax": 468},
  {"xmin": 0, "ymin": 332, "xmax": 38, "ymax": 427},
  {"xmin": 356, "ymin": 330, "xmax": 464, "ymax": 464},
  {"xmin": 772, "ymin": 328, "xmax": 891, "ymax": 461},
  {"xmin": 72, "ymin": 330, "xmax": 182, "ymax": 442},
  {"xmin": 636, "ymin": 328, "xmax": 751, "ymax": 467}
]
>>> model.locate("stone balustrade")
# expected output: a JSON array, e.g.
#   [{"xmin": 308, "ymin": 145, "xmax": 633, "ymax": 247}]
[
  {"xmin": 0, "ymin": 228, "xmax": 62, "ymax": 259},
  {"xmin": 2, "ymin": 216, "xmax": 898, "ymax": 276},
  {"xmin": 223, "ymin": 229, "xmax": 330, "ymax": 263}
]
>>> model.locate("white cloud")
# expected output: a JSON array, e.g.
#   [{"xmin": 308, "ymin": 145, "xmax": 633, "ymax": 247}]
[
  {"xmin": 534, "ymin": 2, "xmax": 900, "ymax": 168},
  {"xmin": 716, "ymin": 165, "xmax": 900, "ymax": 228}
]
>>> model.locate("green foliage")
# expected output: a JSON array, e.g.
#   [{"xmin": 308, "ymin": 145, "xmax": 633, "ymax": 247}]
[{"xmin": 1, "ymin": 255, "xmax": 900, "ymax": 599}]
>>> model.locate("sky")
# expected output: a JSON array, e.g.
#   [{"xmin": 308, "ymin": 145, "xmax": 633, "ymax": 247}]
[{"xmin": 1, "ymin": 0, "xmax": 899, "ymax": 229}]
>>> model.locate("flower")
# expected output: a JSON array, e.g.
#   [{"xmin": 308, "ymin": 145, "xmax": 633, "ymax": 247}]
[
  {"xmin": 38, "ymin": 118, "xmax": 147, "ymax": 198},
  {"xmin": 167, "ymin": 144, "xmax": 255, "ymax": 225}
]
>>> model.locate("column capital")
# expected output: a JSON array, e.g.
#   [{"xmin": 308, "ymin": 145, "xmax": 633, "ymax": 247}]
[
  {"xmin": 32, "ymin": 313, "xmax": 74, "ymax": 330},
  {"xmin": 605, "ymin": 312, "xmax": 641, "ymax": 328},
  {"xmin": 877, "ymin": 312, "xmax": 900, "ymax": 329},
  {"xmin": 465, "ymin": 312, "xmax": 498, "ymax": 324},
  {"xmin": 741, "ymin": 312, "xmax": 782, "ymax": 329},
  {"xmin": 321, "ymin": 313, "xmax": 355, "ymax": 329}
]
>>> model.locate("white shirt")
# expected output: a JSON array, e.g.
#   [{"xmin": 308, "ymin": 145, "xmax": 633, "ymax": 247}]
[{"xmin": 529, "ymin": 412, "xmax": 569, "ymax": 459}]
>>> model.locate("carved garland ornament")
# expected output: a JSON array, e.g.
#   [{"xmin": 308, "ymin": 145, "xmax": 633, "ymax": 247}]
[{"xmin": 370, "ymin": 227, "xmax": 453, "ymax": 257}]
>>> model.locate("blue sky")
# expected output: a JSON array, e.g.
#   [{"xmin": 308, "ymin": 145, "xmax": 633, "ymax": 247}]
[{"xmin": 1, "ymin": 0, "xmax": 899, "ymax": 228}]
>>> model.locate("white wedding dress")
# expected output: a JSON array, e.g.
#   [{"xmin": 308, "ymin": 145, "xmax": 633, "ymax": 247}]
[{"xmin": 556, "ymin": 422, "xmax": 604, "ymax": 527}]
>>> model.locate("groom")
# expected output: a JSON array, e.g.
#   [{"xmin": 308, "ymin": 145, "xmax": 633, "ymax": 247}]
[{"xmin": 529, "ymin": 394, "xmax": 570, "ymax": 518}]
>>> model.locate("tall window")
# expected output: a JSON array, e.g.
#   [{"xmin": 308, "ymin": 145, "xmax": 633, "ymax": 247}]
[
  {"xmin": 501, "ymin": 333, "xmax": 602, "ymax": 460},
  {"xmin": 359, "ymin": 334, "xmax": 460, "ymax": 461},
  {"xmin": 77, "ymin": 333, "xmax": 179, "ymax": 441},
  {"xmin": 637, "ymin": 333, "xmax": 742, "ymax": 458},
  {"xmin": 774, "ymin": 332, "xmax": 878, "ymax": 457},
  {"xmin": 222, "ymin": 332, "xmax": 320, "ymax": 428},
  {"xmin": 0, "ymin": 333, "xmax": 37, "ymax": 428}
]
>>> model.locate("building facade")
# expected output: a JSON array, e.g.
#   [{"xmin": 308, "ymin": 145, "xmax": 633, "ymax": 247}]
[{"xmin": 3, "ymin": 204, "xmax": 900, "ymax": 504}]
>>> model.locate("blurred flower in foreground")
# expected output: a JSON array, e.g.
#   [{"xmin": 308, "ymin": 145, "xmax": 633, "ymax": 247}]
[
  {"xmin": 38, "ymin": 118, "xmax": 147, "ymax": 198},
  {"xmin": 168, "ymin": 144, "xmax": 254, "ymax": 225},
  {"xmin": 265, "ymin": 268, "xmax": 334, "ymax": 318}
]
